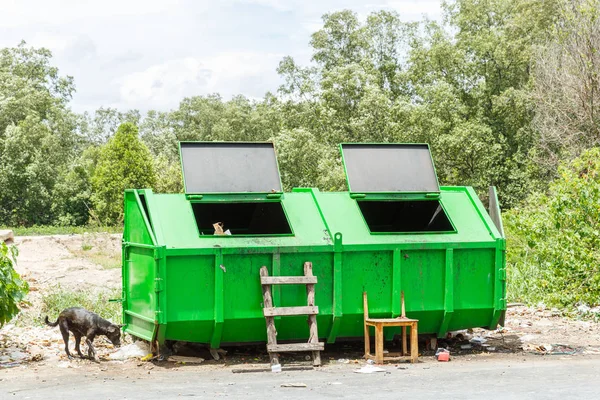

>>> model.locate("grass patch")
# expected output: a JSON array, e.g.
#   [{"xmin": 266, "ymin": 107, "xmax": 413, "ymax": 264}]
[
  {"xmin": 0, "ymin": 225, "xmax": 122, "ymax": 236},
  {"xmin": 69, "ymin": 241, "xmax": 121, "ymax": 270},
  {"xmin": 17, "ymin": 285, "xmax": 122, "ymax": 327},
  {"xmin": 82, "ymin": 243, "xmax": 93, "ymax": 251}
]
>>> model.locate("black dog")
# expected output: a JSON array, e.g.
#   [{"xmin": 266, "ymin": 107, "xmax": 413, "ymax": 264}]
[{"xmin": 45, "ymin": 307, "xmax": 122, "ymax": 361}]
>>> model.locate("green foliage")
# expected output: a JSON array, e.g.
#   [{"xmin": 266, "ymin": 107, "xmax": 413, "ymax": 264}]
[
  {"xmin": 0, "ymin": 225, "xmax": 121, "ymax": 236},
  {"xmin": 0, "ymin": 118, "xmax": 66, "ymax": 225},
  {"xmin": 32, "ymin": 286, "xmax": 121, "ymax": 327},
  {"xmin": 92, "ymin": 123, "xmax": 156, "ymax": 224},
  {"xmin": 0, "ymin": 243, "xmax": 29, "ymax": 326},
  {"xmin": 152, "ymin": 155, "xmax": 183, "ymax": 194},
  {"xmin": 505, "ymin": 148, "xmax": 600, "ymax": 307},
  {"xmin": 0, "ymin": 41, "xmax": 74, "ymax": 136}
]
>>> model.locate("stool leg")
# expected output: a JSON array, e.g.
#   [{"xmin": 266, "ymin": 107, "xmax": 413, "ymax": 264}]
[
  {"xmin": 402, "ymin": 326, "xmax": 407, "ymax": 356},
  {"xmin": 410, "ymin": 323, "xmax": 418, "ymax": 363},
  {"xmin": 375, "ymin": 324, "xmax": 384, "ymax": 364},
  {"xmin": 364, "ymin": 324, "xmax": 371, "ymax": 359}
]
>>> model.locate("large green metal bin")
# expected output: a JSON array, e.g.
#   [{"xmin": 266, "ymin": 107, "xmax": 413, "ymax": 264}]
[{"xmin": 121, "ymin": 142, "xmax": 506, "ymax": 349}]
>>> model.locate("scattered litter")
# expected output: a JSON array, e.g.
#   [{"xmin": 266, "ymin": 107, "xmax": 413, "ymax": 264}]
[
  {"xmin": 366, "ymin": 359, "xmax": 375, "ymax": 365},
  {"xmin": 281, "ymin": 383, "xmax": 307, "ymax": 388},
  {"xmin": 271, "ymin": 363, "xmax": 282, "ymax": 373},
  {"xmin": 537, "ymin": 344, "xmax": 553, "ymax": 353},
  {"xmin": 469, "ymin": 336, "xmax": 487, "ymax": 344},
  {"xmin": 397, "ymin": 366, "xmax": 408, "ymax": 370},
  {"xmin": 447, "ymin": 330, "xmax": 471, "ymax": 341},
  {"xmin": 435, "ymin": 348, "xmax": 450, "ymax": 362},
  {"xmin": 548, "ymin": 344, "xmax": 576, "ymax": 355},
  {"xmin": 487, "ymin": 347, "xmax": 496, "ymax": 351},
  {"xmin": 141, "ymin": 354, "xmax": 154, "ymax": 362},
  {"xmin": 523, "ymin": 343, "xmax": 577, "ymax": 355},
  {"xmin": 168, "ymin": 356, "xmax": 204, "ymax": 364},
  {"xmin": 8, "ymin": 351, "xmax": 28, "ymax": 361},
  {"xmin": 460, "ymin": 344, "xmax": 472, "ymax": 350},
  {"xmin": 354, "ymin": 364, "xmax": 386, "ymax": 374},
  {"xmin": 108, "ymin": 341, "xmax": 151, "ymax": 360},
  {"xmin": 0, "ymin": 361, "xmax": 20, "ymax": 368},
  {"xmin": 337, "ymin": 358, "xmax": 349, "ymax": 364}
]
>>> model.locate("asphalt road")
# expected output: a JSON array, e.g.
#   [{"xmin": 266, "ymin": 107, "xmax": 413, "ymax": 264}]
[{"xmin": 2, "ymin": 356, "xmax": 599, "ymax": 399}]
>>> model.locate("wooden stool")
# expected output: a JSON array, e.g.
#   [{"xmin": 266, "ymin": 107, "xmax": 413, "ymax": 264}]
[{"xmin": 363, "ymin": 291, "xmax": 419, "ymax": 364}]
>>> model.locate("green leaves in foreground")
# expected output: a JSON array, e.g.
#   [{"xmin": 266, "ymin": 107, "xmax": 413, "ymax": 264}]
[
  {"xmin": 0, "ymin": 243, "xmax": 29, "ymax": 326},
  {"xmin": 505, "ymin": 148, "xmax": 600, "ymax": 308}
]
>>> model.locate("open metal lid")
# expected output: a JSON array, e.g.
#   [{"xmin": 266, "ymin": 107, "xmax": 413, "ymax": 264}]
[
  {"xmin": 340, "ymin": 143, "xmax": 440, "ymax": 193},
  {"xmin": 180, "ymin": 142, "xmax": 283, "ymax": 193}
]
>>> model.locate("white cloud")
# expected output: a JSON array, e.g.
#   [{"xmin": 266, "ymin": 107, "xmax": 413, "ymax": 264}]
[
  {"xmin": 0, "ymin": 0, "xmax": 180, "ymax": 27},
  {"xmin": 116, "ymin": 52, "xmax": 284, "ymax": 109},
  {"xmin": 28, "ymin": 33, "xmax": 96, "ymax": 61}
]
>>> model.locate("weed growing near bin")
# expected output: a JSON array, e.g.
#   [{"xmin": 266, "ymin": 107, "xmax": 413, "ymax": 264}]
[{"xmin": 17, "ymin": 285, "xmax": 121, "ymax": 327}]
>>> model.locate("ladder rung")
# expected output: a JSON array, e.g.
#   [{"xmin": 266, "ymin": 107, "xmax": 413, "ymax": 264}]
[
  {"xmin": 267, "ymin": 343, "xmax": 324, "ymax": 352},
  {"xmin": 263, "ymin": 306, "xmax": 319, "ymax": 317},
  {"xmin": 261, "ymin": 276, "xmax": 318, "ymax": 285}
]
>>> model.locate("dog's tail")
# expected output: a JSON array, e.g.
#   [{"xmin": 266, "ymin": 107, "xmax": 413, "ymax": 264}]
[{"xmin": 44, "ymin": 316, "xmax": 59, "ymax": 327}]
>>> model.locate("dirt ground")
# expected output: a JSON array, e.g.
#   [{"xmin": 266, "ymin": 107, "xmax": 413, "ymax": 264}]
[{"xmin": 2, "ymin": 234, "xmax": 600, "ymax": 375}]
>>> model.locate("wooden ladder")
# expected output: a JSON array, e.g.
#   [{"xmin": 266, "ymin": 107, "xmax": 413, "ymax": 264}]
[{"xmin": 259, "ymin": 262, "xmax": 324, "ymax": 367}]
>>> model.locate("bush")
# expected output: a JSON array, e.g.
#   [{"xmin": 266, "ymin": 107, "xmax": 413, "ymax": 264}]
[
  {"xmin": 0, "ymin": 243, "xmax": 29, "ymax": 326},
  {"xmin": 505, "ymin": 148, "xmax": 600, "ymax": 308}
]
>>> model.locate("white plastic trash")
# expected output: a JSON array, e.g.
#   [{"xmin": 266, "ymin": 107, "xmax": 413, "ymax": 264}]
[{"xmin": 108, "ymin": 341, "xmax": 152, "ymax": 360}]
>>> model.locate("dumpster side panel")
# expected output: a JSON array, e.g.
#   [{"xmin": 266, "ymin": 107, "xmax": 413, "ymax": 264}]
[
  {"xmin": 123, "ymin": 191, "xmax": 157, "ymax": 341},
  {"xmin": 124, "ymin": 247, "xmax": 156, "ymax": 340},
  {"xmin": 450, "ymin": 248, "xmax": 496, "ymax": 330},
  {"xmin": 337, "ymin": 251, "xmax": 394, "ymax": 338},
  {"xmin": 163, "ymin": 255, "xmax": 215, "ymax": 343},
  {"xmin": 221, "ymin": 253, "xmax": 272, "ymax": 343}
]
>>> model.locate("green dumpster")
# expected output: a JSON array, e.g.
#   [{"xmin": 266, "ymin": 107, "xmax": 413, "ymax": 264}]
[{"xmin": 121, "ymin": 142, "xmax": 506, "ymax": 350}]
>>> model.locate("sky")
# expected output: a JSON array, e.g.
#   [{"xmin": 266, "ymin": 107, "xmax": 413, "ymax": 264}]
[{"xmin": 0, "ymin": 0, "xmax": 443, "ymax": 113}]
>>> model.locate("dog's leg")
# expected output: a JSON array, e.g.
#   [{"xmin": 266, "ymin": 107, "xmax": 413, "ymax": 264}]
[
  {"xmin": 85, "ymin": 333, "xmax": 98, "ymax": 362},
  {"xmin": 74, "ymin": 333, "xmax": 84, "ymax": 358},
  {"xmin": 58, "ymin": 320, "xmax": 73, "ymax": 359}
]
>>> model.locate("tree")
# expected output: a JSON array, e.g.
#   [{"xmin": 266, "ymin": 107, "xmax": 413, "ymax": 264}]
[
  {"xmin": 0, "ymin": 42, "xmax": 82, "ymax": 226},
  {"xmin": 80, "ymin": 107, "xmax": 141, "ymax": 145},
  {"xmin": 0, "ymin": 41, "xmax": 74, "ymax": 137},
  {"xmin": 0, "ymin": 118, "xmax": 66, "ymax": 226},
  {"xmin": 532, "ymin": 0, "xmax": 600, "ymax": 178},
  {"xmin": 92, "ymin": 123, "xmax": 156, "ymax": 224}
]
